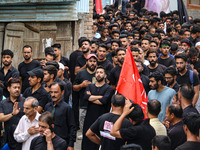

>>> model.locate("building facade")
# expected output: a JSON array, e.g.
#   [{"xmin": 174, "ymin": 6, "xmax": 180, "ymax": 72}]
[{"xmin": 0, "ymin": 0, "xmax": 94, "ymax": 68}]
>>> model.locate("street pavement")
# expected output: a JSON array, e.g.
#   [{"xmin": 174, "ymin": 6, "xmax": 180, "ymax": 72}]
[{"xmin": 74, "ymin": 130, "xmax": 82, "ymax": 150}]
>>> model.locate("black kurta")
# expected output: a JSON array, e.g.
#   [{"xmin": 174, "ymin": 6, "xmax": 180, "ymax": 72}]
[{"xmin": 81, "ymin": 83, "xmax": 113, "ymax": 150}]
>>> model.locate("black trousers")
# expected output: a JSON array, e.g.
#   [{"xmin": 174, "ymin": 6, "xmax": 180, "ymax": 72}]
[{"xmin": 72, "ymin": 91, "xmax": 80, "ymax": 130}]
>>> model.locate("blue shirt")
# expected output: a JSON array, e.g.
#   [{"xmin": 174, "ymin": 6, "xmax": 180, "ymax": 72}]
[{"xmin": 148, "ymin": 86, "xmax": 176, "ymax": 122}]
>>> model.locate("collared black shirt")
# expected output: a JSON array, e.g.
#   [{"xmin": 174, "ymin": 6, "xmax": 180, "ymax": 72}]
[
  {"xmin": 54, "ymin": 77, "xmax": 70, "ymax": 103},
  {"xmin": 42, "ymin": 77, "xmax": 70, "ymax": 103},
  {"xmin": 0, "ymin": 66, "xmax": 19, "ymax": 97},
  {"xmin": 30, "ymin": 135, "xmax": 67, "ymax": 150},
  {"xmin": 0, "ymin": 96, "xmax": 25, "ymax": 134},
  {"xmin": 168, "ymin": 121, "xmax": 186, "ymax": 150},
  {"xmin": 23, "ymin": 85, "xmax": 50, "ymax": 108},
  {"xmin": 44, "ymin": 100, "xmax": 76, "ymax": 147}
]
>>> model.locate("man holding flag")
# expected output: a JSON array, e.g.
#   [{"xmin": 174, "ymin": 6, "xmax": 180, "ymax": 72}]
[
  {"xmin": 109, "ymin": 47, "xmax": 126, "ymax": 90},
  {"xmin": 115, "ymin": 46, "xmax": 148, "ymax": 116}
]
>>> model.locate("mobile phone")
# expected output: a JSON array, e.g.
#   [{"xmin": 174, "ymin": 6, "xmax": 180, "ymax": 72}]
[{"xmin": 49, "ymin": 126, "xmax": 54, "ymax": 132}]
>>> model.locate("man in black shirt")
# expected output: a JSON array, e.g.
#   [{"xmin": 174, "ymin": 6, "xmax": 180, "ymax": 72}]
[
  {"xmin": 158, "ymin": 40, "xmax": 175, "ymax": 67},
  {"xmin": 52, "ymin": 43, "xmax": 70, "ymax": 79},
  {"xmin": 18, "ymin": 45, "xmax": 41, "ymax": 93},
  {"xmin": 188, "ymin": 25, "xmax": 200, "ymax": 47},
  {"xmin": 74, "ymin": 44, "xmax": 92, "ymax": 130},
  {"xmin": 165, "ymin": 104, "xmax": 186, "ymax": 150},
  {"xmin": 152, "ymin": 135, "xmax": 171, "ymax": 150},
  {"xmin": 73, "ymin": 54, "xmax": 97, "ymax": 132},
  {"xmin": 110, "ymin": 101, "xmax": 156, "ymax": 150},
  {"xmin": 23, "ymin": 68, "xmax": 50, "ymax": 113},
  {"xmin": 109, "ymin": 47, "xmax": 126, "ymax": 89},
  {"xmin": 69, "ymin": 37, "xmax": 84, "ymax": 130},
  {"xmin": 75, "ymin": 38, "xmax": 91, "ymax": 75},
  {"xmin": 119, "ymin": 34, "xmax": 129, "ymax": 48},
  {"xmin": 147, "ymin": 49, "xmax": 167, "ymax": 74},
  {"xmin": 97, "ymin": 44, "xmax": 113, "ymax": 77},
  {"xmin": 86, "ymin": 94, "xmax": 132, "ymax": 150},
  {"xmin": 178, "ymin": 84, "xmax": 199, "ymax": 117},
  {"xmin": 175, "ymin": 53, "xmax": 199, "ymax": 106},
  {"xmin": 0, "ymin": 49, "xmax": 19, "ymax": 98},
  {"xmin": 164, "ymin": 67, "xmax": 180, "ymax": 92},
  {"xmin": 43, "ymin": 65, "xmax": 68, "ymax": 103},
  {"xmin": 106, "ymin": 39, "xmax": 121, "ymax": 63},
  {"xmin": 188, "ymin": 47, "xmax": 200, "ymax": 78},
  {"xmin": 141, "ymin": 37, "xmax": 150, "ymax": 57},
  {"xmin": 69, "ymin": 37, "xmax": 84, "ymax": 83},
  {"xmin": 175, "ymin": 112, "xmax": 200, "ymax": 150},
  {"xmin": 45, "ymin": 52, "xmax": 56, "ymax": 63},
  {"xmin": 82, "ymin": 66, "xmax": 113, "ymax": 150},
  {"xmin": 135, "ymin": 60, "xmax": 150, "ymax": 94},
  {"xmin": 44, "ymin": 82, "xmax": 76, "ymax": 149},
  {"xmin": 57, "ymin": 62, "xmax": 72, "ymax": 101},
  {"xmin": 98, "ymin": 26, "xmax": 111, "ymax": 45},
  {"xmin": 30, "ymin": 111, "xmax": 67, "ymax": 150},
  {"xmin": 0, "ymin": 78, "xmax": 25, "ymax": 150}
]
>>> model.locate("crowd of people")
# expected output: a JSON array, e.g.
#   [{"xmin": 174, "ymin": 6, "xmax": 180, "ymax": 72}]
[{"xmin": 0, "ymin": 1, "xmax": 200, "ymax": 150}]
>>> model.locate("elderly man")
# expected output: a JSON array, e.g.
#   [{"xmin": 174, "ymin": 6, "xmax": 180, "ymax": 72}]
[{"xmin": 14, "ymin": 97, "xmax": 40, "ymax": 150}]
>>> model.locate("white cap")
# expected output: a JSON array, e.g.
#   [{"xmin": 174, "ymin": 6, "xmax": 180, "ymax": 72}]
[
  {"xmin": 58, "ymin": 62, "xmax": 65, "ymax": 70},
  {"xmin": 195, "ymin": 42, "xmax": 200, "ymax": 47}
]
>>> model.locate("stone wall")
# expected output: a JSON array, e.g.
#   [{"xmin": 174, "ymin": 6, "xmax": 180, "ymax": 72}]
[
  {"xmin": 73, "ymin": 0, "xmax": 93, "ymax": 50},
  {"xmin": 183, "ymin": 0, "xmax": 200, "ymax": 19}
]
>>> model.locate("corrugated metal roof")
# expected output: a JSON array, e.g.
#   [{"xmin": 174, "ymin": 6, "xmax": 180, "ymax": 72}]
[
  {"xmin": 77, "ymin": 0, "xmax": 89, "ymax": 13},
  {"xmin": 0, "ymin": 0, "xmax": 79, "ymax": 22}
]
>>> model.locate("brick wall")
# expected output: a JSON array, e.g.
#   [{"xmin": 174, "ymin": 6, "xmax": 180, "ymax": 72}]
[
  {"xmin": 73, "ymin": 0, "xmax": 93, "ymax": 50},
  {"xmin": 83, "ymin": 0, "xmax": 93, "ymax": 39},
  {"xmin": 183, "ymin": 0, "xmax": 200, "ymax": 19}
]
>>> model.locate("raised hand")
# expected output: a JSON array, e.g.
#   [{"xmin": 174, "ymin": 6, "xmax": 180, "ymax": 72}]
[
  {"xmin": 122, "ymin": 99, "xmax": 134, "ymax": 116},
  {"xmin": 43, "ymin": 129, "xmax": 52, "ymax": 143},
  {"xmin": 81, "ymin": 80, "xmax": 91, "ymax": 88},
  {"xmin": 12, "ymin": 102, "xmax": 20, "ymax": 116}
]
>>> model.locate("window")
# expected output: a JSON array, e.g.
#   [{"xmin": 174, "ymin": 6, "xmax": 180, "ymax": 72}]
[{"xmin": 187, "ymin": 0, "xmax": 200, "ymax": 9}]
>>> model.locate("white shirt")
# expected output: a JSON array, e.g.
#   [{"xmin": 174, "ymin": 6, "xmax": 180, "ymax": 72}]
[{"xmin": 14, "ymin": 112, "xmax": 40, "ymax": 150}]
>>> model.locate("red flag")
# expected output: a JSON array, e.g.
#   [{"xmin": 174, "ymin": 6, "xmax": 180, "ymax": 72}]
[
  {"xmin": 116, "ymin": 46, "xmax": 148, "ymax": 118},
  {"xmin": 95, "ymin": 0, "xmax": 103, "ymax": 14}
]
